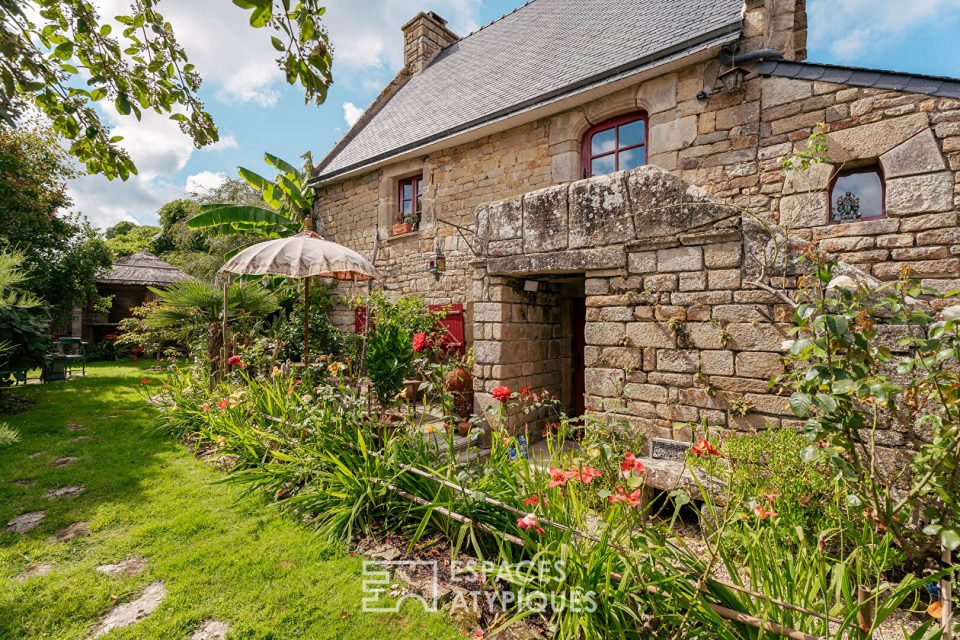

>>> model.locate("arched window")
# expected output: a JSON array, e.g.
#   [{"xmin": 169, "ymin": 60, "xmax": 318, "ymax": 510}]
[
  {"xmin": 581, "ymin": 113, "xmax": 647, "ymax": 179},
  {"xmin": 829, "ymin": 166, "xmax": 885, "ymax": 224}
]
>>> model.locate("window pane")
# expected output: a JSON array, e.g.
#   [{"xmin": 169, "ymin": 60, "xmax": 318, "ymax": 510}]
[
  {"xmin": 618, "ymin": 119, "xmax": 645, "ymax": 148},
  {"xmin": 402, "ymin": 182, "xmax": 413, "ymax": 200},
  {"xmin": 591, "ymin": 154, "xmax": 615, "ymax": 177},
  {"xmin": 591, "ymin": 127, "xmax": 616, "ymax": 155},
  {"xmin": 618, "ymin": 147, "xmax": 646, "ymax": 172},
  {"xmin": 832, "ymin": 170, "xmax": 883, "ymax": 221},
  {"xmin": 401, "ymin": 199, "xmax": 412, "ymax": 214},
  {"xmin": 416, "ymin": 179, "xmax": 423, "ymax": 196}
]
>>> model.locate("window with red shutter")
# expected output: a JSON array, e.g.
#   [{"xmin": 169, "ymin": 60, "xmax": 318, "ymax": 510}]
[{"xmin": 429, "ymin": 303, "xmax": 465, "ymax": 354}]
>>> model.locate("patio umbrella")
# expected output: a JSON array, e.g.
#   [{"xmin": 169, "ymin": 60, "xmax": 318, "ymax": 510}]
[{"xmin": 218, "ymin": 230, "xmax": 378, "ymax": 365}]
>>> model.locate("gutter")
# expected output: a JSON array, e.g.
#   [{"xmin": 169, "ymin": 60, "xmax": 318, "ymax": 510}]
[{"xmin": 310, "ymin": 20, "xmax": 743, "ymax": 186}]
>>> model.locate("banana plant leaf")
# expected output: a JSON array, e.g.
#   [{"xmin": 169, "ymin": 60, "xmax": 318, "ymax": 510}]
[{"xmin": 187, "ymin": 205, "xmax": 299, "ymax": 231}]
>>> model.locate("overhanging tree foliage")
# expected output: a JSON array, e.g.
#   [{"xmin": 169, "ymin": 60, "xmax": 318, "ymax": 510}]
[{"xmin": 0, "ymin": 0, "xmax": 333, "ymax": 179}]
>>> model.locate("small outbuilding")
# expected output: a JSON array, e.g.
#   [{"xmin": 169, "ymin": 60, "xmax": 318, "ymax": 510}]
[{"xmin": 79, "ymin": 251, "xmax": 191, "ymax": 343}]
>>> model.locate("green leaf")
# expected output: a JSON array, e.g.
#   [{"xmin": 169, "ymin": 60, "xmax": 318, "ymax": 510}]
[
  {"xmin": 941, "ymin": 528, "xmax": 960, "ymax": 551},
  {"xmin": 789, "ymin": 392, "xmax": 812, "ymax": 418},
  {"xmin": 271, "ymin": 36, "xmax": 286, "ymax": 52},
  {"xmin": 831, "ymin": 379, "xmax": 858, "ymax": 394},
  {"xmin": 187, "ymin": 205, "xmax": 298, "ymax": 230},
  {"xmin": 825, "ymin": 315, "xmax": 849, "ymax": 336},
  {"xmin": 845, "ymin": 494, "xmax": 862, "ymax": 508},
  {"xmin": 264, "ymin": 152, "xmax": 298, "ymax": 176},
  {"xmin": 812, "ymin": 394, "xmax": 838, "ymax": 414}
]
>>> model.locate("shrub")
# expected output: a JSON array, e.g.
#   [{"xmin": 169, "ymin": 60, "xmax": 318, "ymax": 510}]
[
  {"xmin": 363, "ymin": 294, "xmax": 435, "ymax": 405},
  {"xmin": 0, "ymin": 422, "xmax": 20, "ymax": 446},
  {"xmin": 0, "ymin": 306, "xmax": 50, "ymax": 384}
]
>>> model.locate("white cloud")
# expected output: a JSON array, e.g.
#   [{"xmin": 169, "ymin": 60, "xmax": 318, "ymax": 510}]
[
  {"xmin": 186, "ymin": 171, "xmax": 228, "ymax": 195},
  {"xmin": 808, "ymin": 0, "xmax": 960, "ymax": 60},
  {"xmin": 207, "ymin": 134, "xmax": 239, "ymax": 152},
  {"xmin": 342, "ymin": 102, "xmax": 364, "ymax": 127}
]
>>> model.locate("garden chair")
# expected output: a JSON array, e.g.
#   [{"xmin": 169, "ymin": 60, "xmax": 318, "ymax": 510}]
[{"xmin": 56, "ymin": 337, "xmax": 87, "ymax": 378}]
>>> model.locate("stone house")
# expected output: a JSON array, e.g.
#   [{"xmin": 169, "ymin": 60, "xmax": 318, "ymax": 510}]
[{"xmin": 311, "ymin": 0, "xmax": 960, "ymax": 445}]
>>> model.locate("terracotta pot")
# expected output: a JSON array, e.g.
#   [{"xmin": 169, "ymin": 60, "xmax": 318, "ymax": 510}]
[
  {"xmin": 392, "ymin": 222, "xmax": 413, "ymax": 236},
  {"xmin": 444, "ymin": 367, "xmax": 474, "ymax": 419}
]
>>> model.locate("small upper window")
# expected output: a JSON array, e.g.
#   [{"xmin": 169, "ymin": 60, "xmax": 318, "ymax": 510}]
[
  {"xmin": 396, "ymin": 174, "xmax": 422, "ymax": 232},
  {"xmin": 581, "ymin": 113, "xmax": 647, "ymax": 179},
  {"xmin": 829, "ymin": 167, "xmax": 885, "ymax": 224}
]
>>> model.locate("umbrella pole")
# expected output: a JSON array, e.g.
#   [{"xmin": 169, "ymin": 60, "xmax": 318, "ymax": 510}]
[
  {"xmin": 303, "ymin": 276, "xmax": 310, "ymax": 367},
  {"xmin": 222, "ymin": 274, "xmax": 230, "ymax": 376}
]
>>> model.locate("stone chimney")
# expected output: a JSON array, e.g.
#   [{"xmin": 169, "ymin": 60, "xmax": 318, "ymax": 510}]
[
  {"xmin": 741, "ymin": 0, "xmax": 807, "ymax": 61},
  {"xmin": 401, "ymin": 11, "xmax": 459, "ymax": 74}
]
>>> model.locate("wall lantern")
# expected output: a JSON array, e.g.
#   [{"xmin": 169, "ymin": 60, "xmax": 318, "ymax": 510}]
[
  {"xmin": 428, "ymin": 243, "xmax": 446, "ymax": 280},
  {"xmin": 716, "ymin": 65, "xmax": 747, "ymax": 92}
]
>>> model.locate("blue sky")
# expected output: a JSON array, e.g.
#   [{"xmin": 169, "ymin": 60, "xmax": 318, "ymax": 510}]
[{"xmin": 70, "ymin": 0, "xmax": 960, "ymax": 229}]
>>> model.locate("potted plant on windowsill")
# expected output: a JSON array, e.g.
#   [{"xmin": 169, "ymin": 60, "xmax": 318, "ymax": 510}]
[{"xmin": 392, "ymin": 212, "xmax": 416, "ymax": 236}]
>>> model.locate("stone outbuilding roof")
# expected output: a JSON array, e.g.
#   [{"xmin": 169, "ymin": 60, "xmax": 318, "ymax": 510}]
[
  {"xmin": 315, "ymin": 0, "xmax": 743, "ymax": 181},
  {"xmin": 758, "ymin": 60, "xmax": 960, "ymax": 99},
  {"xmin": 96, "ymin": 251, "xmax": 192, "ymax": 286}
]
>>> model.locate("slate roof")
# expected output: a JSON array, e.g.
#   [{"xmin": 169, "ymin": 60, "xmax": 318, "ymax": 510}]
[
  {"xmin": 315, "ymin": 0, "xmax": 744, "ymax": 181},
  {"xmin": 757, "ymin": 60, "xmax": 960, "ymax": 100},
  {"xmin": 96, "ymin": 252, "xmax": 192, "ymax": 286}
]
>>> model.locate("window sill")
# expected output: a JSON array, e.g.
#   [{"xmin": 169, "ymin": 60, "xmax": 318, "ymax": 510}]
[{"xmin": 385, "ymin": 230, "xmax": 420, "ymax": 243}]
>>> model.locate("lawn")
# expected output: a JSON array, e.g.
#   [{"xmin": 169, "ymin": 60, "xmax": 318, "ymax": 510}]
[{"xmin": 0, "ymin": 361, "xmax": 462, "ymax": 639}]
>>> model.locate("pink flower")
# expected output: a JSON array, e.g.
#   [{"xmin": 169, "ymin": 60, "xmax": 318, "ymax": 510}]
[
  {"xmin": 491, "ymin": 386, "xmax": 512, "ymax": 403},
  {"xmin": 523, "ymin": 494, "xmax": 547, "ymax": 506},
  {"xmin": 691, "ymin": 439, "xmax": 722, "ymax": 457},
  {"xmin": 216, "ymin": 399, "xmax": 229, "ymax": 410},
  {"xmin": 548, "ymin": 466, "xmax": 568, "ymax": 488},
  {"xmin": 620, "ymin": 452, "xmax": 646, "ymax": 475},
  {"xmin": 608, "ymin": 486, "xmax": 643, "ymax": 507},
  {"xmin": 754, "ymin": 504, "xmax": 779, "ymax": 520},
  {"xmin": 517, "ymin": 513, "xmax": 545, "ymax": 535},
  {"xmin": 412, "ymin": 332, "xmax": 428, "ymax": 353},
  {"xmin": 201, "ymin": 403, "xmax": 211, "ymax": 412},
  {"xmin": 575, "ymin": 466, "xmax": 602, "ymax": 484},
  {"xmin": 226, "ymin": 355, "xmax": 246, "ymax": 367}
]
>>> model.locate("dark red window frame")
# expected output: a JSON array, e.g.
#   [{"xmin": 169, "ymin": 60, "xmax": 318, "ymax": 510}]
[
  {"xmin": 828, "ymin": 165, "xmax": 886, "ymax": 225},
  {"xmin": 397, "ymin": 174, "xmax": 423, "ymax": 227},
  {"xmin": 581, "ymin": 112, "xmax": 648, "ymax": 179}
]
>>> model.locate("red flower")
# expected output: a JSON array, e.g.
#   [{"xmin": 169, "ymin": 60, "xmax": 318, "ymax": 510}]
[
  {"xmin": 139, "ymin": 378, "xmax": 151, "ymax": 385},
  {"xmin": 620, "ymin": 452, "xmax": 646, "ymax": 475},
  {"xmin": 608, "ymin": 486, "xmax": 644, "ymax": 507},
  {"xmin": 226, "ymin": 355, "xmax": 246, "ymax": 367},
  {"xmin": 548, "ymin": 466, "xmax": 568, "ymax": 489},
  {"xmin": 754, "ymin": 504, "xmax": 779, "ymax": 520},
  {"xmin": 412, "ymin": 332, "xmax": 428, "ymax": 353},
  {"xmin": 517, "ymin": 513, "xmax": 545, "ymax": 535},
  {"xmin": 216, "ymin": 399, "xmax": 230, "ymax": 410},
  {"xmin": 294, "ymin": 379, "xmax": 302, "ymax": 386},
  {"xmin": 491, "ymin": 386, "xmax": 512, "ymax": 403},
  {"xmin": 523, "ymin": 494, "xmax": 548, "ymax": 506},
  {"xmin": 690, "ymin": 438, "xmax": 722, "ymax": 457}
]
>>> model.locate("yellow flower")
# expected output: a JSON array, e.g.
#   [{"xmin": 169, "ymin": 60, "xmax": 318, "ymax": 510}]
[
  {"xmin": 328, "ymin": 361, "xmax": 345, "ymax": 376},
  {"xmin": 272, "ymin": 366, "xmax": 281, "ymax": 378},
  {"xmin": 301, "ymin": 394, "xmax": 313, "ymax": 404}
]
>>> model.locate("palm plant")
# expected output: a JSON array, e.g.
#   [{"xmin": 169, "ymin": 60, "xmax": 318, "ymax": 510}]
[
  {"xmin": 146, "ymin": 280, "xmax": 279, "ymax": 365},
  {"xmin": 186, "ymin": 152, "xmax": 315, "ymax": 257}
]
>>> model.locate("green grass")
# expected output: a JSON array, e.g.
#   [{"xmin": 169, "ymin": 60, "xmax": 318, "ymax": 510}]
[{"xmin": 0, "ymin": 362, "xmax": 462, "ymax": 639}]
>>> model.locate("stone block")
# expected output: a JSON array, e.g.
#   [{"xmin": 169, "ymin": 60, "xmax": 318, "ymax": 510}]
[
  {"xmin": 645, "ymin": 274, "xmax": 678, "ymax": 292},
  {"xmin": 735, "ymin": 351, "xmax": 784, "ymax": 378},
  {"xmin": 685, "ymin": 323, "xmax": 724, "ymax": 349},
  {"xmin": 626, "ymin": 166, "xmax": 733, "ymax": 239},
  {"xmin": 637, "ymin": 73, "xmax": 678, "ymax": 114},
  {"xmin": 522, "ymin": 184, "xmax": 568, "ymax": 253},
  {"xmin": 569, "ymin": 172, "xmax": 635, "ymax": 248},
  {"xmin": 625, "ymin": 322, "xmax": 675, "ymax": 348},
  {"xmin": 827, "ymin": 113, "xmax": 928, "ymax": 162},
  {"xmin": 584, "ymin": 368, "xmax": 625, "ymax": 397},
  {"xmin": 678, "ymin": 271, "xmax": 707, "ymax": 291},
  {"xmin": 700, "ymin": 350, "xmax": 735, "ymax": 376},
  {"xmin": 584, "ymin": 322, "xmax": 625, "ymax": 346},
  {"xmin": 708, "ymin": 269, "xmax": 741, "ymax": 289},
  {"xmin": 886, "ymin": 172, "xmax": 954, "ymax": 216},
  {"xmin": 712, "ymin": 305, "xmax": 768, "ymax": 322},
  {"xmin": 647, "ymin": 115, "xmax": 697, "ymax": 155},
  {"xmin": 628, "ymin": 251, "xmax": 657, "ymax": 274},
  {"xmin": 880, "ymin": 129, "xmax": 946, "ymax": 178},
  {"xmin": 487, "ymin": 246, "xmax": 625, "ymax": 275},
  {"xmin": 780, "ymin": 192, "xmax": 828, "ymax": 228},
  {"xmin": 474, "ymin": 340, "xmax": 503, "ymax": 364},
  {"xmin": 623, "ymin": 383, "xmax": 668, "ymax": 402},
  {"xmin": 657, "ymin": 246, "xmax": 703, "ymax": 272},
  {"xmin": 725, "ymin": 323, "xmax": 788, "ymax": 351},
  {"xmin": 704, "ymin": 242, "xmax": 742, "ymax": 268},
  {"xmin": 656, "ymin": 349, "xmax": 697, "ymax": 373},
  {"xmin": 482, "ymin": 197, "xmax": 522, "ymax": 242},
  {"xmin": 762, "ymin": 77, "xmax": 812, "ymax": 109}
]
